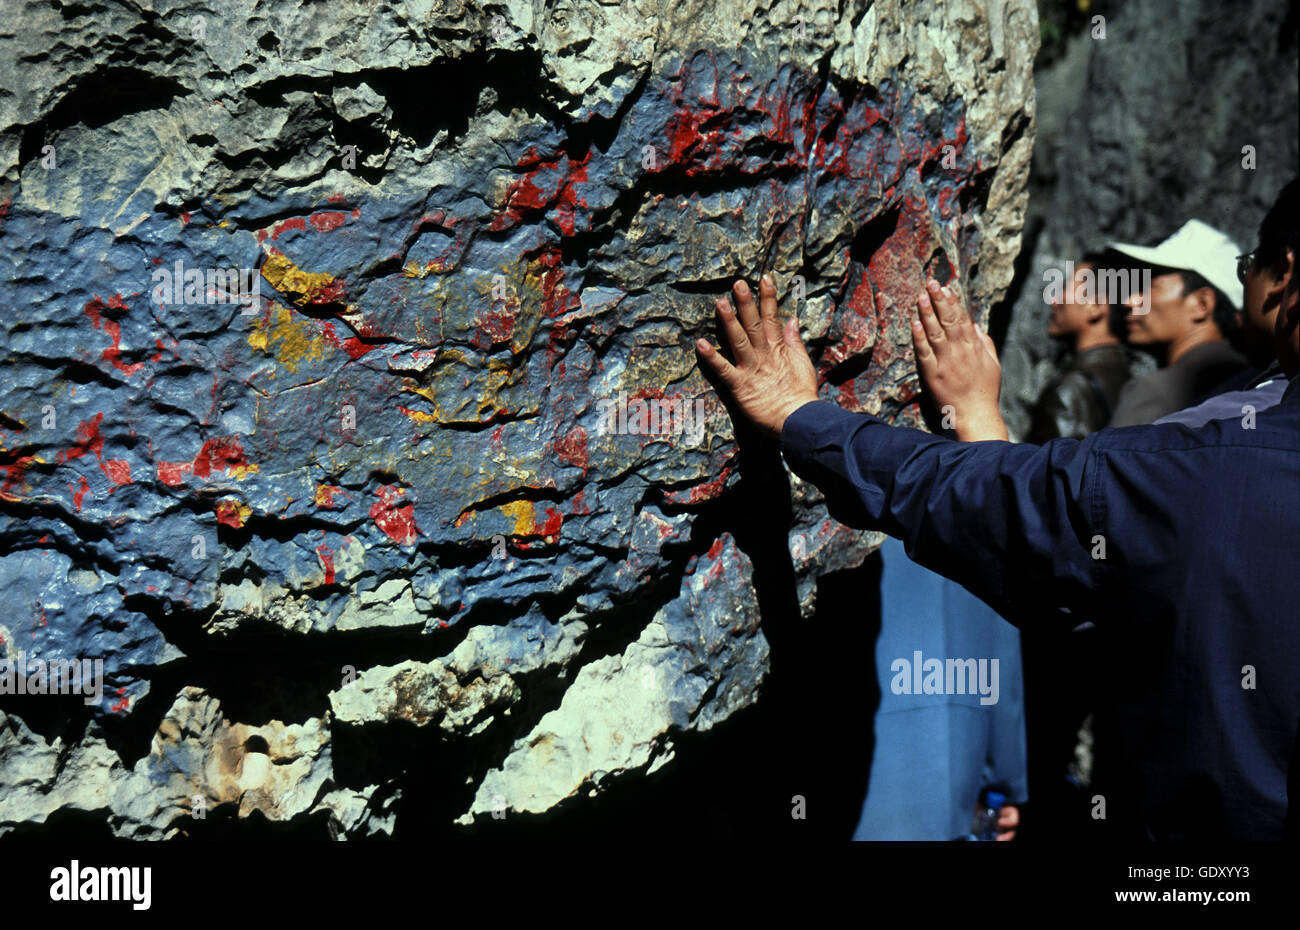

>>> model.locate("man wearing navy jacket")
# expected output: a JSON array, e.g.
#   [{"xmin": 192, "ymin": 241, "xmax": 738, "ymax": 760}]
[{"xmin": 695, "ymin": 254, "xmax": 1299, "ymax": 840}]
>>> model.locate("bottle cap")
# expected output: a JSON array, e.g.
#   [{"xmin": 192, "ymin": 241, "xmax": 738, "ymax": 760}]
[{"xmin": 985, "ymin": 790, "xmax": 1007, "ymax": 810}]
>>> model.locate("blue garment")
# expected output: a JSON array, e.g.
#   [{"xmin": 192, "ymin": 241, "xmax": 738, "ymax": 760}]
[
  {"xmin": 781, "ymin": 378, "xmax": 1300, "ymax": 840},
  {"xmin": 1155, "ymin": 363, "xmax": 1288, "ymax": 428},
  {"xmin": 854, "ymin": 537, "xmax": 1028, "ymax": 840}
]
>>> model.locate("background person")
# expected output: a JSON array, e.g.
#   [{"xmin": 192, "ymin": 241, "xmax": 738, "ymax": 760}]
[
  {"xmin": 1022, "ymin": 251, "xmax": 1134, "ymax": 838},
  {"xmin": 1026, "ymin": 252, "xmax": 1134, "ymax": 444},
  {"xmin": 1106, "ymin": 220, "xmax": 1250, "ymax": 426},
  {"xmin": 850, "ymin": 281, "xmax": 1026, "ymax": 842},
  {"xmin": 1153, "ymin": 178, "xmax": 1298, "ymax": 427}
]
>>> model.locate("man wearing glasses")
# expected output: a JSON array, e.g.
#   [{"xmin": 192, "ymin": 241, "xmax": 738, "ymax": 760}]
[{"xmin": 1104, "ymin": 219, "xmax": 1250, "ymax": 427}]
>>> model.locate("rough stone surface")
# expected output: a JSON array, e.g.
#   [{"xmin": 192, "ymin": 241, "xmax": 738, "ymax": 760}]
[
  {"xmin": 1, "ymin": 689, "xmax": 392, "ymax": 839},
  {"xmin": 998, "ymin": 0, "xmax": 1298, "ymax": 439},
  {"xmin": 0, "ymin": 0, "xmax": 1036, "ymax": 835}
]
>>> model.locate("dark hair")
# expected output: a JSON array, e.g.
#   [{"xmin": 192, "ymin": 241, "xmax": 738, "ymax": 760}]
[
  {"xmin": 1256, "ymin": 178, "xmax": 1299, "ymax": 272},
  {"xmin": 1078, "ymin": 250, "xmax": 1130, "ymax": 339},
  {"xmin": 1178, "ymin": 270, "xmax": 1238, "ymax": 338}
]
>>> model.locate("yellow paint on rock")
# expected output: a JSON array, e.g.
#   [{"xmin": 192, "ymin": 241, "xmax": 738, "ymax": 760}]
[
  {"xmin": 260, "ymin": 251, "xmax": 343, "ymax": 307},
  {"xmin": 247, "ymin": 306, "xmax": 329, "ymax": 374},
  {"xmin": 227, "ymin": 461, "xmax": 259, "ymax": 481},
  {"xmin": 499, "ymin": 500, "xmax": 536, "ymax": 536}
]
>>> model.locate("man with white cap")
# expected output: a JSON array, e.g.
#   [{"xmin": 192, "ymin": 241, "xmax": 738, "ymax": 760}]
[
  {"xmin": 1150, "ymin": 179, "xmax": 1297, "ymax": 428},
  {"xmin": 1105, "ymin": 220, "xmax": 1249, "ymax": 427}
]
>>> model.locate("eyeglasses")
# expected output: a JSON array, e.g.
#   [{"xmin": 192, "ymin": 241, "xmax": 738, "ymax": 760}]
[{"xmin": 1236, "ymin": 251, "xmax": 1257, "ymax": 284}]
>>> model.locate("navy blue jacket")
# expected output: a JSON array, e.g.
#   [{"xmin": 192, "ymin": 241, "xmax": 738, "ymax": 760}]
[{"xmin": 780, "ymin": 378, "xmax": 1300, "ymax": 840}]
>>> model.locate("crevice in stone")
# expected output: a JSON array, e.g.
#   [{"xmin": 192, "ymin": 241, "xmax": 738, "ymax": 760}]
[{"xmin": 17, "ymin": 68, "xmax": 188, "ymax": 173}]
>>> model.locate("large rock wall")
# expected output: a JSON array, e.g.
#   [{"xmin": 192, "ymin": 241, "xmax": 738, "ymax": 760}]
[{"xmin": 0, "ymin": 0, "xmax": 1036, "ymax": 837}]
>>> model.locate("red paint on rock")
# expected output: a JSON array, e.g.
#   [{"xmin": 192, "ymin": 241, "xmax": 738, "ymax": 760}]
[
  {"xmin": 321, "ymin": 322, "xmax": 375, "ymax": 359},
  {"xmin": 317, "ymin": 545, "xmax": 336, "ymax": 585},
  {"xmin": 215, "ymin": 500, "xmax": 245, "ymax": 528},
  {"xmin": 371, "ymin": 485, "xmax": 418, "ymax": 544},
  {"xmin": 59, "ymin": 413, "xmax": 133, "ymax": 486},
  {"xmin": 315, "ymin": 484, "xmax": 344, "ymax": 507},
  {"xmin": 192, "ymin": 438, "xmax": 253, "ymax": 479},
  {"xmin": 475, "ymin": 301, "xmax": 518, "ymax": 347},
  {"xmin": 667, "ymin": 464, "xmax": 733, "ymax": 505},
  {"xmin": 534, "ymin": 248, "xmax": 580, "ymax": 319},
  {"xmin": 836, "ymin": 380, "xmax": 862, "ymax": 410},
  {"xmin": 489, "ymin": 149, "xmax": 591, "ymax": 235},
  {"xmin": 821, "ymin": 270, "xmax": 878, "ymax": 376},
  {"xmin": 157, "ymin": 461, "xmax": 192, "ymax": 485},
  {"xmin": 309, "ymin": 211, "xmax": 349, "ymax": 232},
  {"xmin": 70, "ymin": 476, "xmax": 90, "ymax": 511},
  {"xmin": 100, "ymin": 458, "xmax": 132, "ymax": 486},
  {"xmin": 546, "ymin": 318, "xmax": 571, "ymax": 372},
  {"xmin": 60, "ymin": 413, "xmax": 105, "ymax": 463},
  {"xmin": 569, "ymin": 488, "xmax": 590, "ymax": 515},
  {"xmin": 84, "ymin": 295, "xmax": 144, "ymax": 376},
  {"xmin": 1, "ymin": 452, "xmax": 37, "ymax": 498},
  {"xmin": 538, "ymin": 507, "xmax": 563, "ymax": 539},
  {"xmin": 257, "ymin": 216, "xmax": 307, "ymax": 243},
  {"xmin": 554, "ymin": 427, "xmax": 589, "ymax": 470}
]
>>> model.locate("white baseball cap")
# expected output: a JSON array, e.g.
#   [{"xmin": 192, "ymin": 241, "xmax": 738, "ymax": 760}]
[{"xmin": 1107, "ymin": 219, "xmax": 1244, "ymax": 310}]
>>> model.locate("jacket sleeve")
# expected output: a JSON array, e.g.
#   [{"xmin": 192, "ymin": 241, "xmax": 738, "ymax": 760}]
[{"xmin": 780, "ymin": 400, "xmax": 1108, "ymax": 622}]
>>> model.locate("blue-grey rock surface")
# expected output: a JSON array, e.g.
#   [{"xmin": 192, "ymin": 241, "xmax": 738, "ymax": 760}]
[{"xmin": 0, "ymin": 0, "xmax": 1036, "ymax": 837}]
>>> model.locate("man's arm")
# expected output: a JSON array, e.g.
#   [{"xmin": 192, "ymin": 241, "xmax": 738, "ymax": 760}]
[{"xmin": 778, "ymin": 400, "xmax": 1104, "ymax": 618}]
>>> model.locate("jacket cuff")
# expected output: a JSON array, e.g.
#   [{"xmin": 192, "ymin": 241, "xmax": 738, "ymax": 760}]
[{"xmin": 780, "ymin": 400, "xmax": 871, "ymax": 459}]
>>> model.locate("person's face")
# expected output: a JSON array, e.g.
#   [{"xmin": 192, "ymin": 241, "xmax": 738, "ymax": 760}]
[
  {"xmin": 1124, "ymin": 271, "xmax": 1207, "ymax": 346},
  {"xmin": 1274, "ymin": 247, "xmax": 1299, "ymax": 376},
  {"xmin": 1047, "ymin": 262, "xmax": 1104, "ymax": 338},
  {"xmin": 1241, "ymin": 253, "xmax": 1287, "ymax": 368}
]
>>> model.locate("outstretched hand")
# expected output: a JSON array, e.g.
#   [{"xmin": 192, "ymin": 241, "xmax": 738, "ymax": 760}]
[
  {"xmin": 695, "ymin": 275, "xmax": 820, "ymax": 439},
  {"xmin": 909, "ymin": 279, "xmax": 1008, "ymax": 442}
]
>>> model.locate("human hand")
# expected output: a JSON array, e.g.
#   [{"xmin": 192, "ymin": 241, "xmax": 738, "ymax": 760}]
[
  {"xmin": 995, "ymin": 804, "xmax": 1019, "ymax": 841},
  {"xmin": 909, "ymin": 279, "xmax": 1008, "ymax": 442},
  {"xmin": 695, "ymin": 275, "xmax": 820, "ymax": 439}
]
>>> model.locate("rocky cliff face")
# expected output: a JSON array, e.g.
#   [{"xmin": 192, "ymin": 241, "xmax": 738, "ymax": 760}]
[{"xmin": 0, "ymin": 0, "xmax": 1036, "ymax": 837}]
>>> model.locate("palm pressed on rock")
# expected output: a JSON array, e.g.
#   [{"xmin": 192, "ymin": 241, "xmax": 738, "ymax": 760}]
[{"xmin": 695, "ymin": 275, "xmax": 820, "ymax": 438}]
